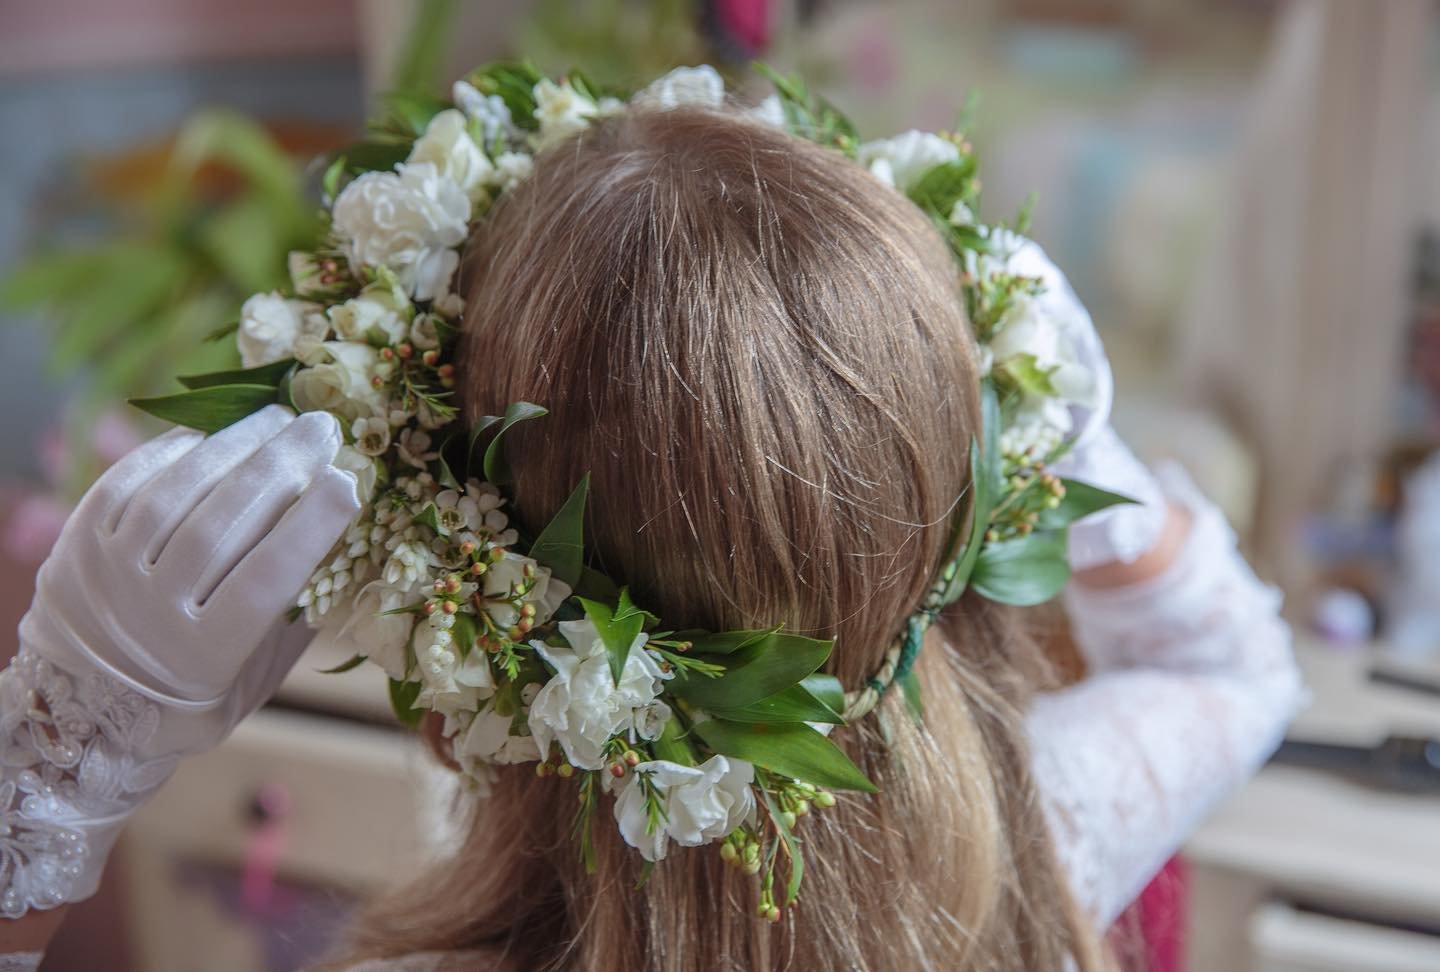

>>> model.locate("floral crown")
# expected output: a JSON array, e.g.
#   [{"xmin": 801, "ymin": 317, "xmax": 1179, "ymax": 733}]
[{"xmin": 132, "ymin": 63, "xmax": 1126, "ymax": 921}]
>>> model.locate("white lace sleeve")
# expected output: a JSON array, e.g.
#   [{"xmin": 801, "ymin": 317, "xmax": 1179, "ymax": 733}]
[
  {"xmin": 1029, "ymin": 464, "xmax": 1304, "ymax": 927},
  {"xmin": 0, "ymin": 644, "xmax": 177, "ymax": 919},
  {"xmin": 0, "ymin": 953, "xmax": 42, "ymax": 972}
]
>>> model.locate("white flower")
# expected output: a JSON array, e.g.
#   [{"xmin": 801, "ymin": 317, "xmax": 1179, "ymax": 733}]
[
  {"xmin": 526, "ymin": 618, "xmax": 670, "ymax": 770},
  {"xmin": 331, "ymin": 161, "xmax": 470, "ymax": 301},
  {"xmin": 750, "ymin": 94, "xmax": 786, "ymax": 128},
  {"xmin": 351, "ymin": 416, "xmax": 391, "ymax": 457},
  {"xmin": 481, "ymin": 551, "xmax": 568, "ymax": 627},
  {"xmin": 636, "ymin": 65, "xmax": 724, "ymax": 110},
  {"xmin": 409, "ymin": 314, "xmax": 441, "ymax": 350},
  {"xmin": 949, "ymin": 199, "xmax": 975, "ymax": 226},
  {"xmin": 289, "ymin": 342, "xmax": 384, "ymax": 420},
  {"xmin": 492, "ymin": 152, "xmax": 534, "ymax": 192},
  {"xmin": 337, "ymin": 580, "xmax": 414, "ymax": 679},
  {"xmin": 328, "ymin": 281, "xmax": 411, "ymax": 345},
  {"xmin": 856, "ymin": 130, "xmax": 961, "ymax": 193},
  {"xmin": 532, "ymin": 78, "xmax": 597, "ymax": 151},
  {"xmin": 332, "ymin": 443, "xmax": 379, "ymax": 500},
  {"xmin": 452, "ymin": 80, "xmax": 518, "ymax": 146},
  {"xmin": 408, "ymin": 108, "xmax": 494, "ymax": 201},
  {"xmin": 453, "ymin": 701, "xmax": 541, "ymax": 772},
  {"xmin": 236, "ymin": 292, "xmax": 325, "ymax": 367},
  {"xmin": 383, "ymin": 538, "xmax": 433, "ymax": 592},
  {"xmin": 397, "ymin": 428, "xmax": 439, "ymax": 469},
  {"xmin": 611, "ymin": 756, "xmax": 755, "ymax": 862},
  {"xmin": 433, "ymin": 487, "xmax": 482, "ymax": 536}
]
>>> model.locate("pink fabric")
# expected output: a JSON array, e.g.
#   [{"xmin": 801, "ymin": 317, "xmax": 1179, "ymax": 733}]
[{"xmin": 714, "ymin": 0, "xmax": 771, "ymax": 52}]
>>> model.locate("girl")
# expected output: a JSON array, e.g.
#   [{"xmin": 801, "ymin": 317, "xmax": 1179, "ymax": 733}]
[{"xmin": 0, "ymin": 90, "xmax": 1300, "ymax": 971}]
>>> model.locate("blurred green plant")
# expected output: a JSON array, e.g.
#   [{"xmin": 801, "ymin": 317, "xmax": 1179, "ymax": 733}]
[{"xmin": 519, "ymin": 0, "xmax": 708, "ymax": 91}]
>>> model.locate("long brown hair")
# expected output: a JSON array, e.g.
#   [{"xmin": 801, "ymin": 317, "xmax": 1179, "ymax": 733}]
[{"xmin": 334, "ymin": 106, "xmax": 1109, "ymax": 971}]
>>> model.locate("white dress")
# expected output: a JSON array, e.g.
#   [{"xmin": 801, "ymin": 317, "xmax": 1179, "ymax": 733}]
[{"xmin": 0, "ymin": 468, "xmax": 1301, "ymax": 970}]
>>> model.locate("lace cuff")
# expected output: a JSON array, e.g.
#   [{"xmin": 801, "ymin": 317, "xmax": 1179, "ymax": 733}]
[
  {"xmin": 0, "ymin": 953, "xmax": 43, "ymax": 972},
  {"xmin": 0, "ymin": 645, "xmax": 175, "ymax": 917}
]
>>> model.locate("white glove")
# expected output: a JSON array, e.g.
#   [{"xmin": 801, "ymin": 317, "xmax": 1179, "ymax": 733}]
[
  {"xmin": 0, "ymin": 406, "xmax": 359, "ymax": 918},
  {"xmin": 1003, "ymin": 238, "xmax": 1167, "ymax": 571}
]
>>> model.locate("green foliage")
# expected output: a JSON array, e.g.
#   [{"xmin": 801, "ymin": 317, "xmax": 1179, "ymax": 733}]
[
  {"xmin": 465, "ymin": 62, "xmax": 546, "ymax": 131},
  {"xmin": 694, "ymin": 720, "xmax": 877, "ymax": 794},
  {"xmin": 668, "ymin": 631, "xmax": 832, "ymax": 711},
  {"xmin": 129, "ymin": 384, "xmax": 280, "ymax": 434},
  {"xmin": 388, "ymin": 677, "xmax": 425, "ymax": 728},
  {"xmin": 970, "ymin": 532, "xmax": 1071, "ymax": 606},
  {"xmin": 177, "ymin": 358, "xmax": 295, "ymax": 390},
  {"xmin": 754, "ymin": 63, "xmax": 859, "ymax": 156},
  {"xmin": 577, "ymin": 593, "xmax": 648, "ymax": 687},
  {"xmin": 529, "ymin": 474, "xmax": 590, "ymax": 589},
  {"xmin": 471, "ymin": 400, "xmax": 549, "ymax": 484},
  {"xmin": 1037, "ymin": 480, "xmax": 1135, "ymax": 531},
  {"xmin": 707, "ymin": 674, "xmax": 845, "ymax": 726}
]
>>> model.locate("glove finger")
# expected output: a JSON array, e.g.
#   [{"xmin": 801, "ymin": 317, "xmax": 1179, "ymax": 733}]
[
  {"xmin": 224, "ymin": 615, "xmax": 317, "ymax": 726},
  {"xmin": 112, "ymin": 405, "xmax": 294, "ymax": 564},
  {"xmin": 87, "ymin": 427, "xmax": 204, "ymax": 534},
  {"xmin": 204, "ymin": 464, "xmax": 361, "ymax": 638},
  {"xmin": 161, "ymin": 411, "xmax": 343, "ymax": 604}
]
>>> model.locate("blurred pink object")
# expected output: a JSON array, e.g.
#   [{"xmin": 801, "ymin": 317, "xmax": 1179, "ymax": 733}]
[
  {"xmin": 91, "ymin": 410, "xmax": 144, "ymax": 465},
  {"xmin": 715, "ymin": 0, "xmax": 771, "ymax": 53},
  {"xmin": 3, "ymin": 495, "xmax": 72, "ymax": 563}
]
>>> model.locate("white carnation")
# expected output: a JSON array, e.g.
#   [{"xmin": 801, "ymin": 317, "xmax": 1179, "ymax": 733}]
[
  {"xmin": 492, "ymin": 152, "xmax": 534, "ymax": 192},
  {"xmin": 481, "ymin": 551, "xmax": 568, "ymax": 627},
  {"xmin": 236, "ymin": 292, "xmax": 325, "ymax": 368},
  {"xmin": 453, "ymin": 702, "xmax": 541, "ymax": 772},
  {"xmin": 610, "ymin": 756, "xmax": 755, "ymax": 862},
  {"xmin": 328, "ymin": 291, "xmax": 410, "ymax": 346},
  {"xmin": 289, "ymin": 342, "xmax": 384, "ymax": 420},
  {"xmin": 526, "ymin": 618, "xmax": 671, "ymax": 770},
  {"xmin": 331, "ymin": 162, "xmax": 469, "ymax": 301},
  {"xmin": 532, "ymin": 78, "xmax": 597, "ymax": 151},
  {"xmin": 856, "ymin": 130, "xmax": 961, "ymax": 193},
  {"xmin": 338, "ymin": 580, "xmax": 414, "ymax": 679},
  {"xmin": 408, "ymin": 108, "xmax": 494, "ymax": 201},
  {"xmin": 636, "ymin": 65, "xmax": 724, "ymax": 110}
]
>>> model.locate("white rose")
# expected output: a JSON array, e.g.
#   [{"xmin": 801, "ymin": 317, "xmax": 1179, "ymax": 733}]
[
  {"xmin": 636, "ymin": 65, "xmax": 724, "ymax": 110},
  {"xmin": 408, "ymin": 108, "xmax": 494, "ymax": 201},
  {"xmin": 289, "ymin": 342, "xmax": 384, "ymax": 420},
  {"xmin": 331, "ymin": 162, "xmax": 469, "ymax": 301},
  {"xmin": 611, "ymin": 756, "xmax": 755, "ymax": 862},
  {"xmin": 532, "ymin": 78, "xmax": 597, "ymax": 151},
  {"xmin": 338, "ymin": 580, "xmax": 414, "ymax": 680},
  {"xmin": 236, "ymin": 292, "xmax": 324, "ymax": 367},
  {"xmin": 454, "ymin": 702, "xmax": 541, "ymax": 772},
  {"xmin": 526, "ymin": 618, "xmax": 671, "ymax": 770},
  {"xmin": 482, "ymin": 551, "xmax": 570, "ymax": 627},
  {"xmin": 856, "ymin": 130, "xmax": 961, "ymax": 193}
]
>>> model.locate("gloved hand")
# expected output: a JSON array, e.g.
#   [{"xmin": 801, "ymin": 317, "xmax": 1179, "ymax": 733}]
[
  {"xmin": 1002, "ymin": 239, "xmax": 1168, "ymax": 572},
  {"xmin": 0, "ymin": 406, "xmax": 359, "ymax": 918}
]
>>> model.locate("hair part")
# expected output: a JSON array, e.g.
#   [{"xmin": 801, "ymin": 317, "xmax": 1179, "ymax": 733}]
[{"xmin": 330, "ymin": 107, "xmax": 1111, "ymax": 972}]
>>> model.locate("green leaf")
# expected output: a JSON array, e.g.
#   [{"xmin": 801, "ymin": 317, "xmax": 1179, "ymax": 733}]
[
  {"xmin": 685, "ymin": 626, "xmax": 781, "ymax": 657},
  {"xmin": 1001, "ymin": 352, "xmax": 1058, "ymax": 397},
  {"xmin": 177, "ymin": 358, "xmax": 295, "ymax": 390},
  {"xmin": 651, "ymin": 715, "xmax": 697, "ymax": 766},
  {"xmin": 907, "ymin": 157, "xmax": 977, "ymax": 217},
  {"xmin": 614, "ymin": 586, "xmax": 660, "ymax": 628},
  {"xmin": 204, "ymin": 320, "xmax": 240, "ymax": 343},
  {"xmin": 669, "ymin": 632, "xmax": 832, "ymax": 710},
  {"xmin": 898, "ymin": 670, "xmax": 924, "ymax": 722},
  {"xmin": 413, "ymin": 503, "xmax": 441, "ymax": 532},
  {"xmin": 575, "ymin": 565, "xmax": 620, "ymax": 602},
  {"xmin": 378, "ymin": 90, "xmax": 449, "ymax": 137},
  {"xmin": 971, "ymin": 532, "xmax": 1071, "ymax": 606},
  {"xmin": 322, "ymin": 154, "xmax": 347, "ymax": 201},
  {"xmin": 760, "ymin": 787, "xmax": 805, "ymax": 906},
  {"xmin": 470, "ymin": 400, "xmax": 548, "ymax": 484},
  {"xmin": 317, "ymin": 654, "xmax": 367, "ymax": 674},
  {"xmin": 129, "ymin": 384, "xmax": 278, "ymax": 433},
  {"xmin": 693, "ymin": 720, "xmax": 877, "ymax": 793},
  {"xmin": 529, "ymin": 474, "xmax": 589, "ymax": 589},
  {"xmin": 451, "ymin": 612, "xmax": 480, "ymax": 659},
  {"xmin": 577, "ymin": 596, "xmax": 646, "ymax": 687},
  {"xmin": 388, "ymin": 678, "xmax": 424, "ymax": 728},
  {"xmin": 708, "ymin": 674, "xmax": 846, "ymax": 725},
  {"xmin": 1036, "ymin": 479, "xmax": 1136, "ymax": 531}
]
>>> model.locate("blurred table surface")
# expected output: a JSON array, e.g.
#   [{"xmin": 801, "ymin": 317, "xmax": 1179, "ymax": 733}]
[{"xmin": 1187, "ymin": 639, "xmax": 1440, "ymax": 926}]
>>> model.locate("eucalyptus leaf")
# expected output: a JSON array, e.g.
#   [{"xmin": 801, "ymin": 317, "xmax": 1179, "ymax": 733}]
[
  {"xmin": 693, "ymin": 720, "xmax": 877, "ymax": 793},
  {"xmin": 669, "ymin": 632, "xmax": 832, "ymax": 711},
  {"xmin": 177, "ymin": 358, "xmax": 295, "ymax": 390},
  {"xmin": 129, "ymin": 383, "xmax": 278, "ymax": 434},
  {"xmin": 529, "ymin": 474, "xmax": 589, "ymax": 589},
  {"xmin": 970, "ymin": 532, "xmax": 1071, "ymax": 606}
]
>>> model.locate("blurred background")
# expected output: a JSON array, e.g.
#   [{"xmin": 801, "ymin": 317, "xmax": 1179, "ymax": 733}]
[{"xmin": 2, "ymin": 1, "xmax": 1439, "ymax": 969}]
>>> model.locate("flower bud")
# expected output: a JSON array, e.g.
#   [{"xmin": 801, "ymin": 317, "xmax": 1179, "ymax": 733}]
[
  {"xmin": 744, "ymin": 842, "xmax": 760, "ymax": 865},
  {"xmin": 720, "ymin": 842, "xmax": 738, "ymax": 864},
  {"xmin": 421, "ymin": 349, "xmax": 439, "ymax": 367},
  {"xmin": 521, "ymin": 603, "xmax": 537, "ymax": 618},
  {"xmin": 766, "ymin": 906, "xmax": 782, "ymax": 923},
  {"xmin": 556, "ymin": 763, "xmax": 575, "ymax": 779},
  {"xmin": 433, "ymin": 579, "xmax": 447, "ymax": 593},
  {"xmin": 793, "ymin": 800, "xmax": 810, "ymax": 817},
  {"xmin": 780, "ymin": 811, "xmax": 797, "ymax": 830},
  {"xmin": 814, "ymin": 790, "xmax": 836, "ymax": 809},
  {"xmin": 623, "ymin": 750, "xmax": 641, "ymax": 767},
  {"xmin": 441, "ymin": 600, "xmax": 457, "ymax": 615},
  {"xmin": 470, "ymin": 561, "xmax": 488, "ymax": 576},
  {"xmin": 396, "ymin": 342, "xmax": 413, "ymax": 359},
  {"xmin": 507, "ymin": 625, "xmax": 523, "ymax": 641},
  {"xmin": 609, "ymin": 763, "xmax": 626, "ymax": 779},
  {"xmin": 444, "ymin": 577, "xmax": 461, "ymax": 594},
  {"xmin": 535, "ymin": 762, "xmax": 551, "ymax": 778},
  {"xmin": 743, "ymin": 859, "xmax": 762, "ymax": 876}
]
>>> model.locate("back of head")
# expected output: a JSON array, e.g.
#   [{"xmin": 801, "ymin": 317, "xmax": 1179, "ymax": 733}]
[{"xmin": 342, "ymin": 107, "xmax": 1104, "ymax": 971}]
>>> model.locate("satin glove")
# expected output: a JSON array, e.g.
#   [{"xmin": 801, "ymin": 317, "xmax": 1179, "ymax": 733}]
[
  {"xmin": 0, "ymin": 406, "xmax": 359, "ymax": 917},
  {"xmin": 1001, "ymin": 238, "xmax": 1167, "ymax": 571}
]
